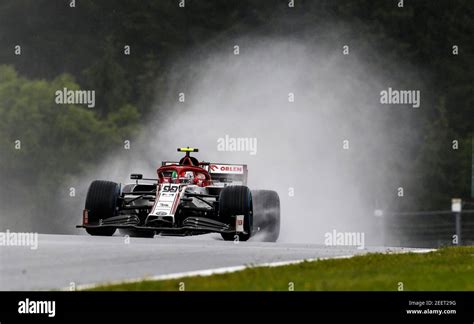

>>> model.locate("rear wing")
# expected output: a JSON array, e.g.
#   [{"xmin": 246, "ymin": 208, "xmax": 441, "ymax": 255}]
[
  {"xmin": 161, "ymin": 161, "xmax": 248, "ymax": 185},
  {"xmin": 204, "ymin": 163, "xmax": 248, "ymax": 186}
]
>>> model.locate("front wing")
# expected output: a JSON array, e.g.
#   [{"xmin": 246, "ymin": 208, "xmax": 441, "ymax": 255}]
[{"xmin": 76, "ymin": 215, "xmax": 241, "ymax": 235}]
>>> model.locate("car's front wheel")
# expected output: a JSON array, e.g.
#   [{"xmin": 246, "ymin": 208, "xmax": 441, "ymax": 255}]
[{"xmin": 84, "ymin": 180, "xmax": 120, "ymax": 236}]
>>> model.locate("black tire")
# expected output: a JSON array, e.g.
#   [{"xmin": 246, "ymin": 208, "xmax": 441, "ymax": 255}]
[
  {"xmin": 251, "ymin": 190, "xmax": 280, "ymax": 242},
  {"xmin": 219, "ymin": 186, "xmax": 253, "ymax": 241},
  {"xmin": 84, "ymin": 180, "xmax": 120, "ymax": 236},
  {"xmin": 119, "ymin": 229, "xmax": 155, "ymax": 238}
]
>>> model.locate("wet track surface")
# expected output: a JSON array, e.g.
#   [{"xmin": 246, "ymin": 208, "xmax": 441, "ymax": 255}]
[{"xmin": 0, "ymin": 233, "xmax": 422, "ymax": 290}]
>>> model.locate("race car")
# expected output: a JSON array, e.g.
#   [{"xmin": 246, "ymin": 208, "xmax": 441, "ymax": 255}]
[{"xmin": 77, "ymin": 147, "xmax": 280, "ymax": 242}]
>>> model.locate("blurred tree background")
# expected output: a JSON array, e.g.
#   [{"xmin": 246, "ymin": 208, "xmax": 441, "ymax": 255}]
[{"xmin": 0, "ymin": 0, "xmax": 472, "ymax": 231}]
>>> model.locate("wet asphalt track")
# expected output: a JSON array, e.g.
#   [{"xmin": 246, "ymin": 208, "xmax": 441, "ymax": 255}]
[{"xmin": 0, "ymin": 233, "xmax": 422, "ymax": 290}]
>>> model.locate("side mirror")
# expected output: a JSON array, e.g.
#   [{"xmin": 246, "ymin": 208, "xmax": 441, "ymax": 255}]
[{"xmin": 130, "ymin": 174, "xmax": 143, "ymax": 180}]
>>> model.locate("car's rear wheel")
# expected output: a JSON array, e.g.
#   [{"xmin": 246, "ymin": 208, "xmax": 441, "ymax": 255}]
[
  {"xmin": 252, "ymin": 190, "xmax": 280, "ymax": 242},
  {"xmin": 84, "ymin": 180, "xmax": 120, "ymax": 236},
  {"xmin": 219, "ymin": 185, "xmax": 253, "ymax": 241}
]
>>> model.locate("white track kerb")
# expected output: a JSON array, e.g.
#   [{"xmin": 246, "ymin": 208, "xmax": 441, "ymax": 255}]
[{"xmin": 70, "ymin": 248, "xmax": 435, "ymax": 291}]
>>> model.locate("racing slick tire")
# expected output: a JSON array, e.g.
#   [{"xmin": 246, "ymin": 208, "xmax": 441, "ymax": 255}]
[
  {"xmin": 219, "ymin": 185, "xmax": 253, "ymax": 242},
  {"xmin": 251, "ymin": 190, "xmax": 280, "ymax": 242},
  {"xmin": 84, "ymin": 180, "xmax": 120, "ymax": 236}
]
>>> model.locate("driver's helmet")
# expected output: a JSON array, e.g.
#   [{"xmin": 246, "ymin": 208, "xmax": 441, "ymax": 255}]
[{"xmin": 179, "ymin": 171, "xmax": 194, "ymax": 184}]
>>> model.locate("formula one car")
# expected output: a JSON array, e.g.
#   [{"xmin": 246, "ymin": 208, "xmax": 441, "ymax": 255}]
[{"xmin": 77, "ymin": 148, "xmax": 280, "ymax": 242}]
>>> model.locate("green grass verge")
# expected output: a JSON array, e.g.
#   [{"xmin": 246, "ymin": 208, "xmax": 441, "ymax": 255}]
[{"xmin": 89, "ymin": 247, "xmax": 474, "ymax": 291}]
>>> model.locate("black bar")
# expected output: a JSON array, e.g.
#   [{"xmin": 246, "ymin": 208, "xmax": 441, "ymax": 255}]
[{"xmin": 0, "ymin": 292, "xmax": 473, "ymax": 321}]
